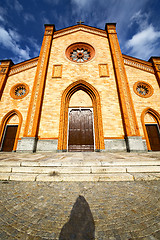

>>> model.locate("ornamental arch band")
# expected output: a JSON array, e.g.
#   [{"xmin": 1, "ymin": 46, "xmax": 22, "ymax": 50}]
[
  {"xmin": 57, "ymin": 80, "xmax": 105, "ymax": 152},
  {"xmin": 0, "ymin": 23, "xmax": 160, "ymax": 152}
]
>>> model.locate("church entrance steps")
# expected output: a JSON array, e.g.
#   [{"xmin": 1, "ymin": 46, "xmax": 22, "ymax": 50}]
[{"xmin": 0, "ymin": 152, "xmax": 160, "ymax": 181}]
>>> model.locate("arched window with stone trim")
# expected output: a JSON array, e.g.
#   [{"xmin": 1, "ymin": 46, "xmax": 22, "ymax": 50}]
[
  {"xmin": 0, "ymin": 110, "xmax": 22, "ymax": 152},
  {"xmin": 141, "ymin": 108, "xmax": 160, "ymax": 151}
]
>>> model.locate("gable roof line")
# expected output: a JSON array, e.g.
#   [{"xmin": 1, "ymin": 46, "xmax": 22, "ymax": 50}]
[
  {"xmin": 123, "ymin": 54, "xmax": 154, "ymax": 74},
  {"xmin": 9, "ymin": 57, "xmax": 39, "ymax": 76},
  {"xmin": 53, "ymin": 24, "xmax": 107, "ymax": 39}
]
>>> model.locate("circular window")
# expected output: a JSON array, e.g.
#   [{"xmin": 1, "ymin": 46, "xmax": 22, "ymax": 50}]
[
  {"xmin": 133, "ymin": 81, "xmax": 153, "ymax": 98},
  {"xmin": 66, "ymin": 43, "xmax": 95, "ymax": 63},
  {"xmin": 10, "ymin": 83, "xmax": 29, "ymax": 99}
]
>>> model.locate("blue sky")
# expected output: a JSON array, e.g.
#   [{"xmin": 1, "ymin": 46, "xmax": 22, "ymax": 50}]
[{"xmin": 0, "ymin": 0, "xmax": 160, "ymax": 64}]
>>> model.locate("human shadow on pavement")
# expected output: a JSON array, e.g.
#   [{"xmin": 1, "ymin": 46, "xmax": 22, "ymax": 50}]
[{"xmin": 59, "ymin": 195, "xmax": 95, "ymax": 240}]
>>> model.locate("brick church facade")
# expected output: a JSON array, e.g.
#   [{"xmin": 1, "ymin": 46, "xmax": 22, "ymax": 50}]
[{"xmin": 0, "ymin": 23, "xmax": 160, "ymax": 152}]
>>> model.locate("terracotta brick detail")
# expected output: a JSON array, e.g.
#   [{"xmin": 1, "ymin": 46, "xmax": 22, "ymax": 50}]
[
  {"xmin": 150, "ymin": 57, "xmax": 160, "ymax": 88},
  {"xmin": 0, "ymin": 60, "xmax": 14, "ymax": 100},
  {"xmin": 106, "ymin": 23, "xmax": 140, "ymax": 137},
  {"xmin": 141, "ymin": 108, "xmax": 160, "ymax": 150},
  {"xmin": 99, "ymin": 64, "xmax": 109, "ymax": 77},
  {"xmin": 0, "ymin": 109, "xmax": 23, "ymax": 151},
  {"xmin": 58, "ymin": 80, "xmax": 105, "ymax": 151},
  {"xmin": 52, "ymin": 65, "xmax": 62, "ymax": 78},
  {"xmin": 24, "ymin": 25, "xmax": 55, "ymax": 137}
]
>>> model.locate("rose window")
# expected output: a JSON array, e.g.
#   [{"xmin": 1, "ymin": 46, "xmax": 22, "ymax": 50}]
[
  {"xmin": 136, "ymin": 84, "xmax": 149, "ymax": 96},
  {"xmin": 70, "ymin": 48, "xmax": 90, "ymax": 63},
  {"xmin": 15, "ymin": 86, "xmax": 26, "ymax": 96},
  {"xmin": 10, "ymin": 83, "xmax": 29, "ymax": 99},
  {"xmin": 133, "ymin": 82, "xmax": 153, "ymax": 98},
  {"xmin": 66, "ymin": 43, "xmax": 95, "ymax": 63}
]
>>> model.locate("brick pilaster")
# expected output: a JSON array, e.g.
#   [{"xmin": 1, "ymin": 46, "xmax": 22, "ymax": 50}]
[
  {"xmin": 0, "ymin": 60, "xmax": 14, "ymax": 100},
  {"xmin": 105, "ymin": 23, "xmax": 140, "ymax": 137},
  {"xmin": 24, "ymin": 24, "xmax": 55, "ymax": 137},
  {"xmin": 149, "ymin": 57, "xmax": 160, "ymax": 88}
]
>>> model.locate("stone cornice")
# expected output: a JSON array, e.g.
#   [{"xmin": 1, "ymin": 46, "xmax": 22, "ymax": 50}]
[
  {"xmin": 9, "ymin": 57, "xmax": 39, "ymax": 76},
  {"xmin": 53, "ymin": 24, "xmax": 107, "ymax": 39},
  {"xmin": 123, "ymin": 54, "xmax": 154, "ymax": 74}
]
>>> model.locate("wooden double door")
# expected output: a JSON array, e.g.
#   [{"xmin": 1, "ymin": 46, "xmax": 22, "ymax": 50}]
[
  {"xmin": 1, "ymin": 125, "xmax": 18, "ymax": 152},
  {"xmin": 68, "ymin": 108, "xmax": 94, "ymax": 152},
  {"xmin": 145, "ymin": 124, "xmax": 160, "ymax": 151}
]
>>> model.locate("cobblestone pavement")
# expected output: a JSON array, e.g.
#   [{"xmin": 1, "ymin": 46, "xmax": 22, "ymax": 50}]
[{"xmin": 0, "ymin": 180, "xmax": 160, "ymax": 240}]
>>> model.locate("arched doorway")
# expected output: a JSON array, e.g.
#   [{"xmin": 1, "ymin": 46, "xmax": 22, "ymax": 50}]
[
  {"xmin": 68, "ymin": 90, "xmax": 94, "ymax": 152},
  {"xmin": 141, "ymin": 108, "xmax": 160, "ymax": 151},
  {"xmin": 58, "ymin": 80, "xmax": 104, "ymax": 152},
  {"xmin": 0, "ymin": 110, "xmax": 22, "ymax": 152}
]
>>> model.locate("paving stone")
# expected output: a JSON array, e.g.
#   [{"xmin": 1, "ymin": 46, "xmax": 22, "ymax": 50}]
[
  {"xmin": 0, "ymin": 152, "xmax": 160, "ymax": 239},
  {"xmin": 9, "ymin": 173, "xmax": 37, "ymax": 181},
  {"xmin": 0, "ymin": 181, "xmax": 159, "ymax": 239}
]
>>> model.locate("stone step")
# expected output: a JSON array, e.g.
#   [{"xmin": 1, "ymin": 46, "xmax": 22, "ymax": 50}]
[
  {"xmin": 0, "ymin": 158, "xmax": 160, "ymax": 181},
  {"xmin": 0, "ymin": 160, "xmax": 160, "ymax": 167},
  {"xmin": 0, "ymin": 172, "xmax": 160, "ymax": 182},
  {"xmin": 0, "ymin": 173, "xmax": 134, "ymax": 181},
  {"xmin": 1, "ymin": 165, "xmax": 160, "ymax": 175}
]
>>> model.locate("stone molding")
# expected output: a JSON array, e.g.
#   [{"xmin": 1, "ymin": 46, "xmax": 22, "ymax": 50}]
[
  {"xmin": 10, "ymin": 83, "xmax": 29, "ymax": 99},
  {"xmin": 149, "ymin": 57, "xmax": 160, "ymax": 88},
  {"xmin": 9, "ymin": 58, "xmax": 38, "ymax": 76},
  {"xmin": 58, "ymin": 80, "xmax": 105, "ymax": 151},
  {"xmin": 53, "ymin": 25, "xmax": 107, "ymax": 39},
  {"xmin": 141, "ymin": 107, "xmax": 160, "ymax": 151},
  {"xmin": 0, "ymin": 109, "xmax": 23, "ymax": 151},
  {"xmin": 123, "ymin": 56, "xmax": 154, "ymax": 73},
  {"xmin": 0, "ymin": 60, "xmax": 14, "ymax": 100}
]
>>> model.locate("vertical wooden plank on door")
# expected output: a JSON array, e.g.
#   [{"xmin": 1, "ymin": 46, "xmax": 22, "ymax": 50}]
[
  {"xmin": 68, "ymin": 109, "xmax": 94, "ymax": 151},
  {"xmin": 1, "ymin": 125, "xmax": 18, "ymax": 152},
  {"xmin": 146, "ymin": 124, "xmax": 160, "ymax": 151}
]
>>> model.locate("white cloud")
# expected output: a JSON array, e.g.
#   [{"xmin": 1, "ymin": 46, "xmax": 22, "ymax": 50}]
[
  {"xmin": 71, "ymin": 0, "xmax": 92, "ymax": 8},
  {"xmin": 0, "ymin": 26, "xmax": 30, "ymax": 62},
  {"xmin": 28, "ymin": 37, "xmax": 41, "ymax": 56},
  {"xmin": 42, "ymin": 16, "xmax": 50, "ymax": 24},
  {"xmin": 43, "ymin": 0, "xmax": 60, "ymax": 4},
  {"xmin": 126, "ymin": 25, "xmax": 160, "ymax": 59},
  {"xmin": 14, "ymin": 0, "xmax": 23, "ymax": 13},
  {"xmin": 129, "ymin": 10, "xmax": 150, "ymax": 30},
  {"xmin": 0, "ymin": 7, "xmax": 7, "ymax": 23},
  {"xmin": 24, "ymin": 13, "xmax": 35, "ymax": 23},
  {"xmin": 0, "ymin": 16, "xmax": 4, "ymax": 22},
  {"xmin": 8, "ymin": 29, "xmax": 21, "ymax": 41}
]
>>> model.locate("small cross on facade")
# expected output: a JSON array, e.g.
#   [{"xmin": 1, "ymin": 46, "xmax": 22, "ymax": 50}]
[{"xmin": 77, "ymin": 20, "xmax": 84, "ymax": 25}]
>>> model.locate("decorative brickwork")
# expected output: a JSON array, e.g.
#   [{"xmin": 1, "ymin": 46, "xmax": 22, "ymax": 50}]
[
  {"xmin": 123, "ymin": 58, "xmax": 154, "ymax": 73},
  {"xmin": 141, "ymin": 108, "xmax": 160, "ymax": 150},
  {"xmin": 1, "ymin": 23, "xmax": 160, "ymax": 152},
  {"xmin": 52, "ymin": 65, "xmax": 62, "ymax": 78},
  {"xmin": 0, "ymin": 60, "xmax": 13, "ymax": 100},
  {"xmin": 58, "ymin": 80, "xmax": 105, "ymax": 151},
  {"xmin": 0, "ymin": 109, "xmax": 23, "ymax": 151},
  {"xmin": 24, "ymin": 25, "xmax": 55, "ymax": 137},
  {"xmin": 150, "ymin": 57, "xmax": 160, "ymax": 88},
  {"xmin": 10, "ymin": 83, "xmax": 29, "ymax": 99},
  {"xmin": 99, "ymin": 64, "xmax": 109, "ymax": 77},
  {"xmin": 106, "ymin": 23, "xmax": 140, "ymax": 137},
  {"xmin": 9, "ymin": 59, "xmax": 38, "ymax": 76},
  {"xmin": 66, "ymin": 43, "xmax": 95, "ymax": 63},
  {"xmin": 133, "ymin": 81, "xmax": 154, "ymax": 98},
  {"xmin": 53, "ymin": 25, "xmax": 107, "ymax": 39}
]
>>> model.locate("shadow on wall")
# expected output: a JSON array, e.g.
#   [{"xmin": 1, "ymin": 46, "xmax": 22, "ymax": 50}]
[{"xmin": 59, "ymin": 195, "xmax": 95, "ymax": 240}]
